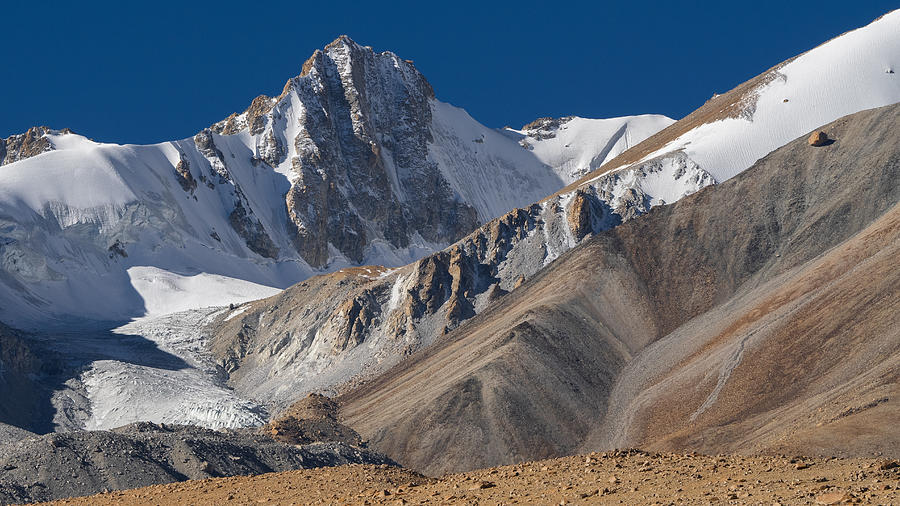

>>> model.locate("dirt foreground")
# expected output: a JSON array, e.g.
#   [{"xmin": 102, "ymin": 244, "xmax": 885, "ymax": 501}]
[{"xmin": 40, "ymin": 450, "xmax": 900, "ymax": 505}]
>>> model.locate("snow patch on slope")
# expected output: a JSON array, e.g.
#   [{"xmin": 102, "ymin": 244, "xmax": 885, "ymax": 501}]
[
  {"xmin": 504, "ymin": 115, "xmax": 675, "ymax": 184},
  {"xmin": 636, "ymin": 10, "xmax": 900, "ymax": 182},
  {"xmin": 428, "ymin": 101, "xmax": 565, "ymax": 220},
  {"xmin": 0, "ymin": 142, "xmax": 135, "ymax": 219},
  {"xmin": 127, "ymin": 267, "xmax": 281, "ymax": 318}
]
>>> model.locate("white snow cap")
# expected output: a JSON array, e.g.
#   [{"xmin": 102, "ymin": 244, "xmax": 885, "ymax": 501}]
[{"xmin": 625, "ymin": 9, "xmax": 900, "ymax": 182}]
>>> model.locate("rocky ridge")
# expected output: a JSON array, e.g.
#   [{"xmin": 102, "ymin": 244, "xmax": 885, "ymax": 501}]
[
  {"xmin": 207, "ymin": 35, "xmax": 484, "ymax": 268},
  {"xmin": 208, "ymin": 144, "xmax": 712, "ymax": 408},
  {"xmin": 0, "ymin": 127, "xmax": 70, "ymax": 166},
  {"xmin": 4, "ymin": 35, "xmax": 662, "ymax": 326},
  {"xmin": 560, "ymin": 9, "xmax": 900, "ymax": 191},
  {"xmin": 206, "ymin": 11, "xmax": 900, "ymax": 418}
]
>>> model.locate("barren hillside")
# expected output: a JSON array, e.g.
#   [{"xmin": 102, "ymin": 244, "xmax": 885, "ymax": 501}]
[{"xmin": 339, "ymin": 103, "xmax": 900, "ymax": 475}]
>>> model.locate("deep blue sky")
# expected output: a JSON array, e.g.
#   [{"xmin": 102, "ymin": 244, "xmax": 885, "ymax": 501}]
[{"xmin": 2, "ymin": 1, "xmax": 897, "ymax": 144}]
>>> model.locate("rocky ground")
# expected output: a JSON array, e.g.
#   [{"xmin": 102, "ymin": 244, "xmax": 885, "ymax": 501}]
[
  {"xmin": 263, "ymin": 394, "xmax": 365, "ymax": 447},
  {"xmin": 0, "ymin": 423, "xmax": 391, "ymax": 505},
  {"xmin": 0, "ymin": 424, "xmax": 35, "ymax": 446},
  {"xmin": 38, "ymin": 450, "xmax": 900, "ymax": 505}
]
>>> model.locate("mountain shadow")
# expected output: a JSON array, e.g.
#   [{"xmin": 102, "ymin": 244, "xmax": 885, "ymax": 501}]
[{"xmin": 0, "ymin": 320, "xmax": 189, "ymax": 435}]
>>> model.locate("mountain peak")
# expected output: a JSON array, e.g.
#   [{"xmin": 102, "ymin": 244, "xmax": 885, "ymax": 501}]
[
  {"xmin": 323, "ymin": 34, "xmax": 361, "ymax": 51},
  {"xmin": 214, "ymin": 35, "xmax": 436, "ymax": 137}
]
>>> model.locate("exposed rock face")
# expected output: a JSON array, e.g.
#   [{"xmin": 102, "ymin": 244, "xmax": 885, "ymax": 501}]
[
  {"xmin": 228, "ymin": 197, "xmax": 279, "ymax": 259},
  {"xmin": 0, "ymin": 35, "xmax": 574, "ymax": 326},
  {"xmin": 566, "ymin": 190, "xmax": 604, "ymax": 240},
  {"xmin": 327, "ymin": 289, "xmax": 382, "ymax": 352},
  {"xmin": 264, "ymin": 394, "xmax": 364, "ymax": 447},
  {"xmin": 173, "ymin": 156, "xmax": 197, "ymax": 193},
  {"xmin": 221, "ymin": 36, "xmax": 483, "ymax": 268},
  {"xmin": 189, "ymin": 129, "xmax": 280, "ymax": 259},
  {"xmin": 0, "ymin": 324, "xmax": 50, "ymax": 433},
  {"xmin": 519, "ymin": 116, "xmax": 575, "ymax": 141},
  {"xmin": 0, "ymin": 126, "xmax": 68, "ymax": 165},
  {"xmin": 192, "ymin": 129, "xmax": 228, "ymax": 183}
]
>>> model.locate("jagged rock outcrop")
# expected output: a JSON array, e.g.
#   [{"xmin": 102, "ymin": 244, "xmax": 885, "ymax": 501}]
[
  {"xmin": 1, "ymin": 127, "xmax": 50, "ymax": 165},
  {"xmin": 228, "ymin": 197, "xmax": 279, "ymax": 260},
  {"xmin": 225, "ymin": 35, "xmax": 485, "ymax": 268},
  {"xmin": 192, "ymin": 128, "xmax": 228, "ymax": 183},
  {"xmin": 0, "ymin": 126, "xmax": 70, "ymax": 166},
  {"xmin": 327, "ymin": 289, "xmax": 383, "ymax": 352},
  {"xmin": 566, "ymin": 190, "xmax": 604, "ymax": 240},
  {"xmin": 173, "ymin": 156, "xmax": 197, "ymax": 193},
  {"xmin": 519, "ymin": 116, "xmax": 575, "ymax": 141}
]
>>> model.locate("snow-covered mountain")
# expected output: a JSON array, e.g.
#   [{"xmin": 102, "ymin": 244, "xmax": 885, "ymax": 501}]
[
  {"xmin": 205, "ymin": 9, "xmax": 900, "ymax": 416},
  {"xmin": 7, "ymin": 8, "xmax": 899, "ymax": 436},
  {"xmin": 501, "ymin": 115, "xmax": 675, "ymax": 183},
  {"xmin": 584, "ymin": 9, "xmax": 900, "ymax": 186},
  {"xmin": 0, "ymin": 36, "xmax": 670, "ymax": 327}
]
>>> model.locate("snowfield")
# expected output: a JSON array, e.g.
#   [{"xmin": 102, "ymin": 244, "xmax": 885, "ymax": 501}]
[
  {"xmin": 502, "ymin": 115, "xmax": 675, "ymax": 184},
  {"xmin": 609, "ymin": 10, "xmax": 900, "ymax": 182},
  {"xmin": 126, "ymin": 267, "xmax": 281, "ymax": 318},
  {"xmin": 79, "ymin": 309, "xmax": 268, "ymax": 430},
  {"xmin": 0, "ymin": 36, "xmax": 676, "ymax": 432}
]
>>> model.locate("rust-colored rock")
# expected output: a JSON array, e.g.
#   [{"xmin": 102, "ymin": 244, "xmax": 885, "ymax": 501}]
[
  {"xmin": 1, "ymin": 126, "xmax": 57, "ymax": 165},
  {"xmin": 566, "ymin": 190, "xmax": 596, "ymax": 240},
  {"xmin": 263, "ymin": 393, "xmax": 363, "ymax": 447},
  {"xmin": 808, "ymin": 130, "xmax": 830, "ymax": 146},
  {"xmin": 327, "ymin": 290, "xmax": 380, "ymax": 352},
  {"xmin": 173, "ymin": 156, "xmax": 197, "ymax": 193}
]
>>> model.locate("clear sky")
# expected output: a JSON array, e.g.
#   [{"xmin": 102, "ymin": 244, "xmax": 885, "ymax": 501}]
[{"xmin": 2, "ymin": 1, "xmax": 897, "ymax": 144}]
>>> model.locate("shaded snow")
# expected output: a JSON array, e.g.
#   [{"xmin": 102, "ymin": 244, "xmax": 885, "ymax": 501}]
[
  {"xmin": 80, "ymin": 309, "xmax": 268, "ymax": 430},
  {"xmin": 427, "ymin": 100, "xmax": 565, "ymax": 220},
  {"xmin": 0, "ymin": 141, "xmax": 135, "ymax": 218}
]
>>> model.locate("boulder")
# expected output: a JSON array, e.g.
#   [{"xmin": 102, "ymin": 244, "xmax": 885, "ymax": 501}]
[{"xmin": 808, "ymin": 131, "xmax": 830, "ymax": 146}]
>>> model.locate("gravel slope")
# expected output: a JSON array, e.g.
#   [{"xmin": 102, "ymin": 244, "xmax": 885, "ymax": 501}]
[{"xmin": 39, "ymin": 451, "xmax": 900, "ymax": 505}]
